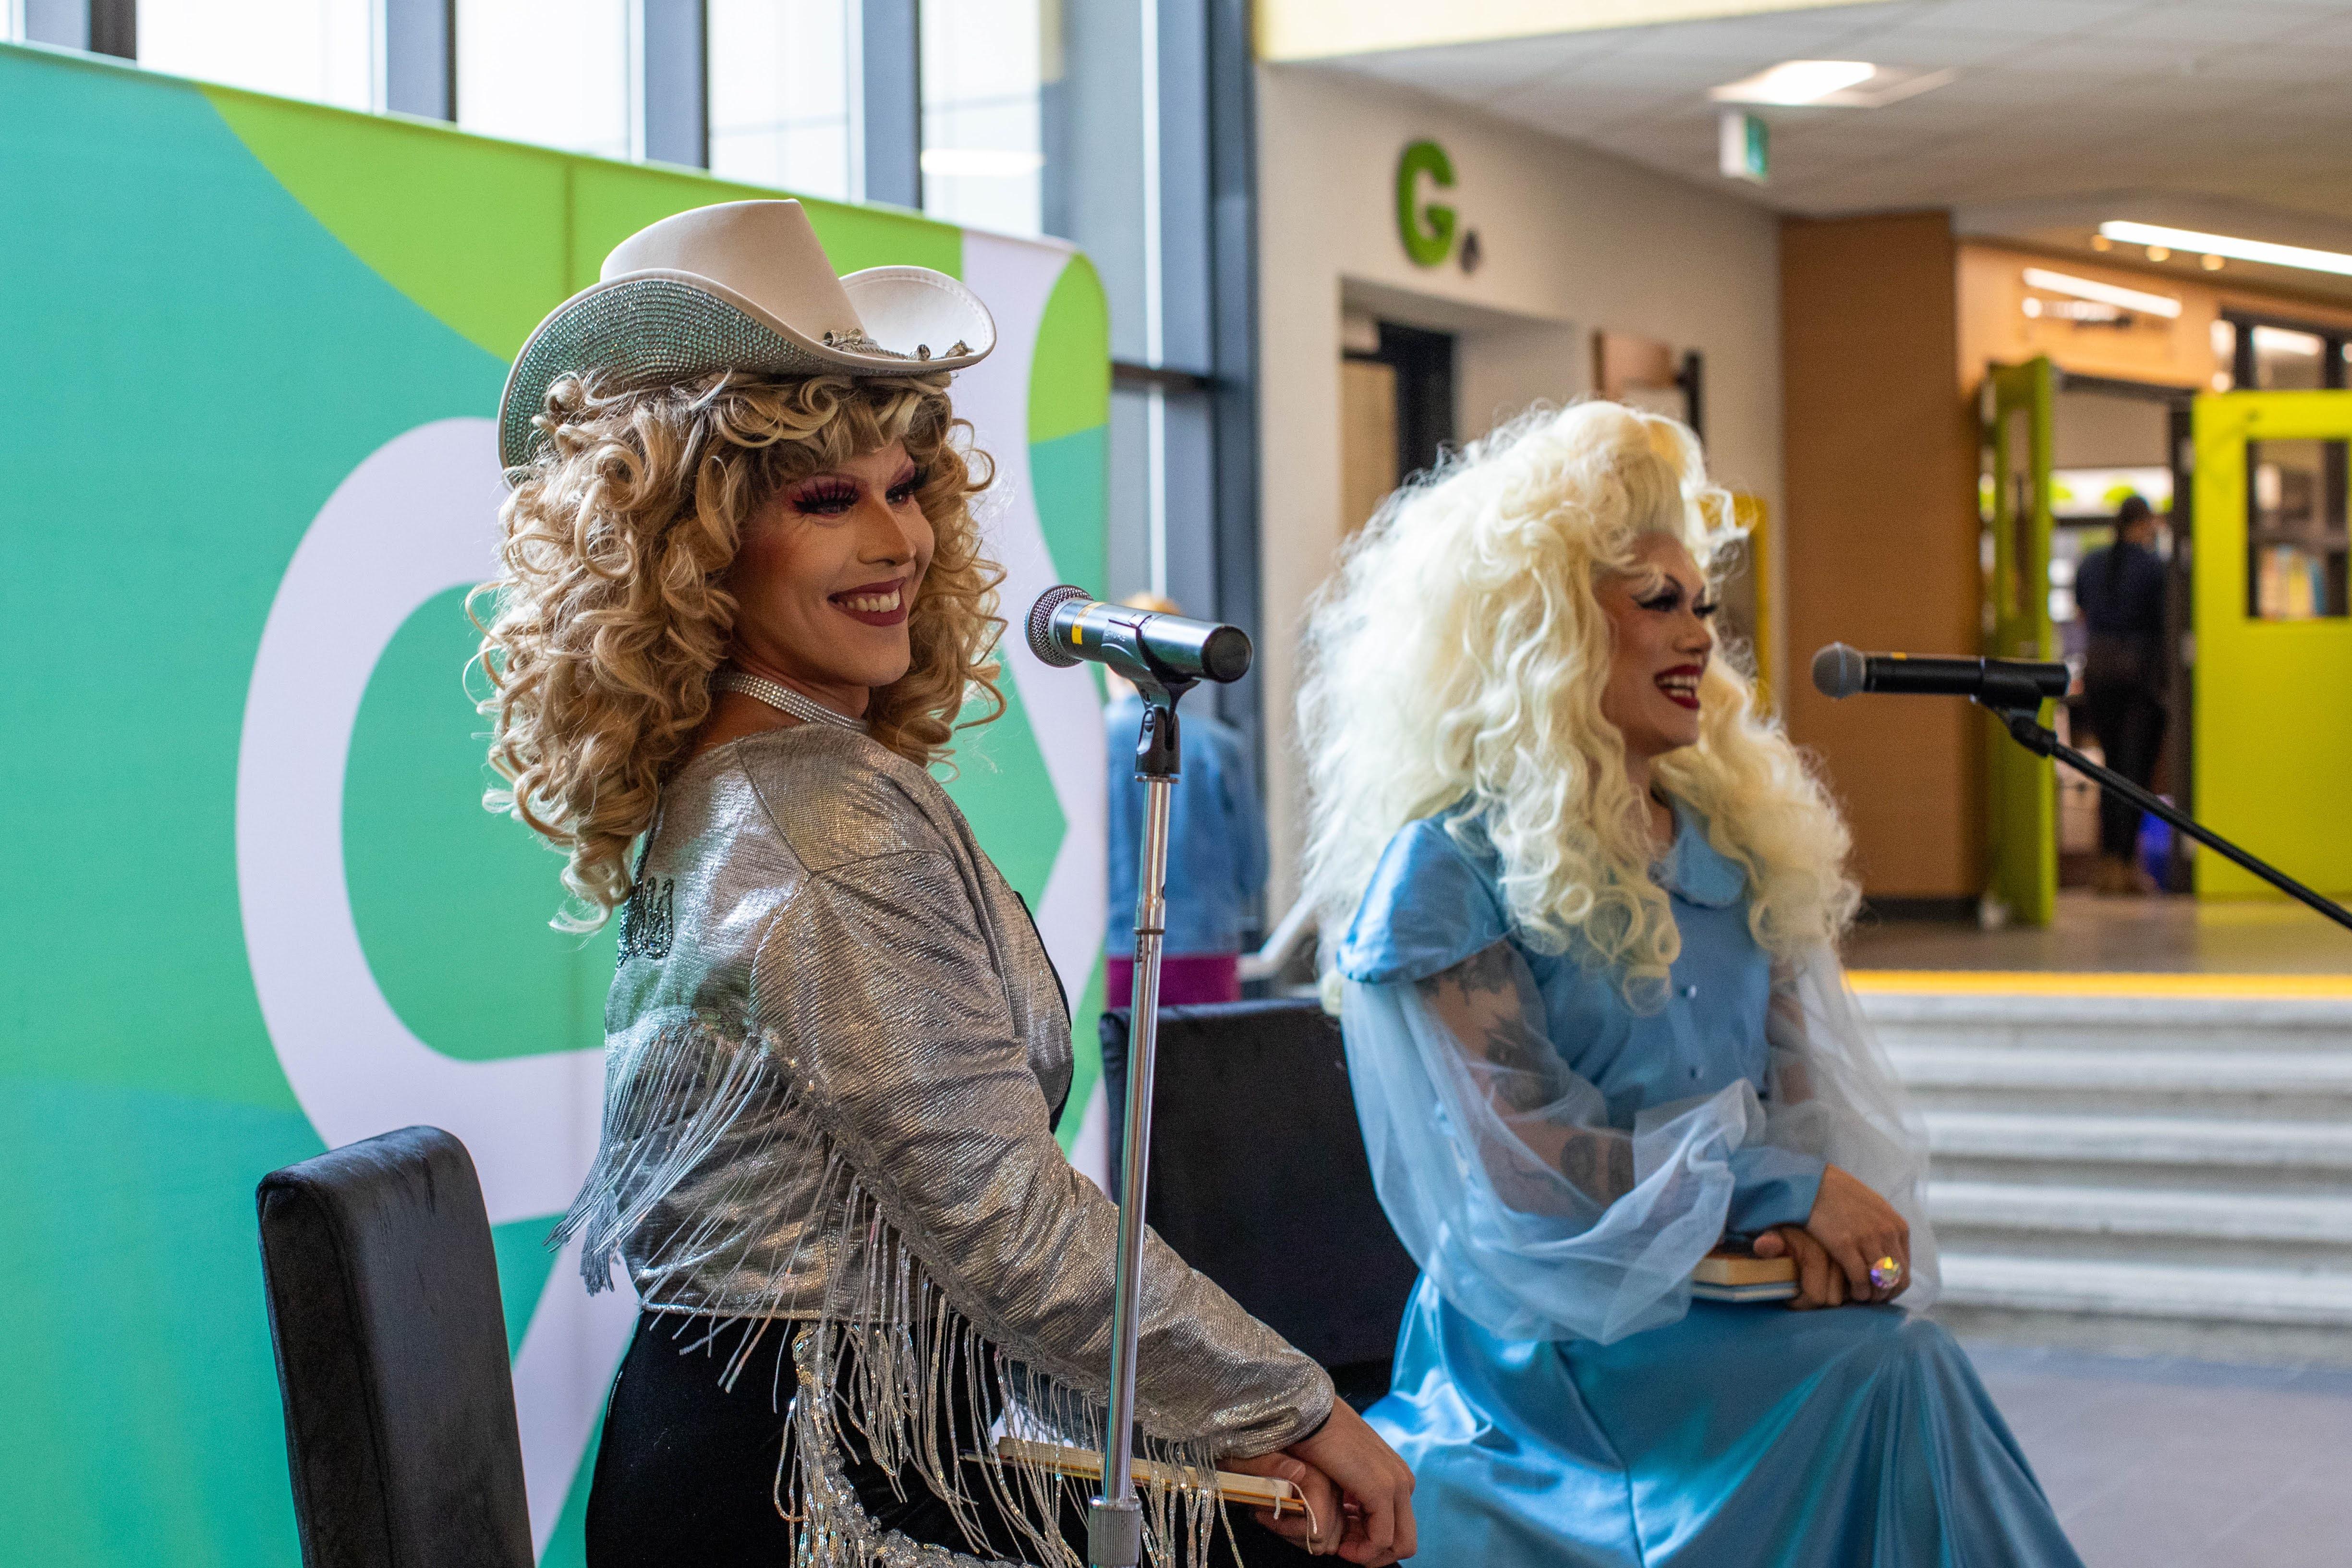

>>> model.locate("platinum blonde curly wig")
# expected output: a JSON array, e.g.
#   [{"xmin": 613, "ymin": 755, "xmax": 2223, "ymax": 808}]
[
  {"xmin": 474, "ymin": 369, "xmax": 1002, "ymax": 931},
  {"xmin": 1299, "ymin": 400, "xmax": 1856, "ymax": 1001}
]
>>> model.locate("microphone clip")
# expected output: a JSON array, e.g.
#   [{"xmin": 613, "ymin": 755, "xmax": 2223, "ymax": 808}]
[
  {"xmin": 1133, "ymin": 702, "xmax": 1183, "ymax": 781},
  {"xmin": 1127, "ymin": 663, "xmax": 1198, "ymax": 716},
  {"xmin": 1974, "ymin": 667, "xmax": 2064, "ymax": 760},
  {"xmin": 1973, "ymin": 666, "xmax": 2060, "ymax": 717}
]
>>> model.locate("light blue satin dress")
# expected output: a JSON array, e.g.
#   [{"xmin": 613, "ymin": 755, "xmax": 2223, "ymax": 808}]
[{"xmin": 1336, "ymin": 809, "xmax": 2082, "ymax": 1567}]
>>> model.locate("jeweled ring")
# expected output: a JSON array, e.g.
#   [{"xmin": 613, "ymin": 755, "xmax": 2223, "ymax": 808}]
[{"xmin": 1869, "ymin": 1256, "xmax": 1904, "ymax": 1290}]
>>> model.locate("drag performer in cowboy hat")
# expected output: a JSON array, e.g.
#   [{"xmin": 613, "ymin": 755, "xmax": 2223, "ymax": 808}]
[{"xmin": 474, "ymin": 200, "xmax": 1411, "ymax": 1568}]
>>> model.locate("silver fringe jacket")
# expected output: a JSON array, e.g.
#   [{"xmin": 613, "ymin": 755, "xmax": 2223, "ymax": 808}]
[{"xmin": 557, "ymin": 725, "xmax": 1332, "ymax": 1567}]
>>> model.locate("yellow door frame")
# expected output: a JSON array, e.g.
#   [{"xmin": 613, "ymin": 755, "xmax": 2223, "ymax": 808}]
[
  {"xmin": 2191, "ymin": 390, "xmax": 2352, "ymax": 898},
  {"xmin": 1984, "ymin": 358, "xmax": 2058, "ymax": 925}
]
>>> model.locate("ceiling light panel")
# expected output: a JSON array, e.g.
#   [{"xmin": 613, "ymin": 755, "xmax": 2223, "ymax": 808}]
[
  {"xmin": 1709, "ymin": 60, "xmax": 1957, "ymax": 108},
  {"xmin": 1710, "ymin": 59, "xmax": 1876, "ymax": 104},
  {"xmin": 2021, "ymin": 267, "xmax": 2183, "ymax": 319},
  {"xmin": 2099, "ymin": 221, "xmax": 2352, "ymax": 280}
]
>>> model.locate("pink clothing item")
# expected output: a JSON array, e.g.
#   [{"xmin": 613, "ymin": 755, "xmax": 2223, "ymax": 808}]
[{"xmin": 1104, "ymin": 953, "xmax": 1241, "ymax": 1007}]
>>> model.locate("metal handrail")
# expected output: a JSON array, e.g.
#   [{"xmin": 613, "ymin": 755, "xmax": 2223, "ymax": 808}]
[{"xmin": 1237, "ymin": 897, "xmax": 1319, "ymax": 984}]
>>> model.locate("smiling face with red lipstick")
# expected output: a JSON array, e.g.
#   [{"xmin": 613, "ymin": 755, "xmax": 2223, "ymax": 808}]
[
  {"xmin": 1596, "ymin": 534, "xmax": 1717, "ymax": 839},
  {"xmin": 722, "ymin": 440, "xmax": 936, "ymax": 721}
]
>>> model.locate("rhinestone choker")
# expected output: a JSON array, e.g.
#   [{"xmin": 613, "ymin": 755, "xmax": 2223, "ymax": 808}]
[{"xmin": 714, "ymin": 669, "xmax": 869, "ymax": 734}]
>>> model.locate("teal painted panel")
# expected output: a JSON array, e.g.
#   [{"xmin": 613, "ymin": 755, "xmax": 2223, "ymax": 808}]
[
  {"xmin": 0, "ymin": 49, "xmax": 506, "ymax": 1111},
  {"xmin": 1, "ymin": 42, "xmax": 1109, "ymax": 1566},
  {"xmin": 1029, "ymin": 425, "xmax": 1109, "ymax": 613},
  {"xmin": 943, "ymin": 678, "xmax": 1067, "ymax": 905},
  {"xmin": 0, "ymin": 1083, "xmax": 320, "ymax": 1565},
  {"xmin": 345, "ymin": 588, "xmax": 618, "ymax": 1061}
]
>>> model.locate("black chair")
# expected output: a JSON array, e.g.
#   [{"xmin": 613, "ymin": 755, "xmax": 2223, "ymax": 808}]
[
  {"xmin": 255, "ymin": 1125, "xmax": 533, "ymax": 1568},
  {"xmin": 1100, "ymin": 999, "xmax": 1421, "ymax": 1409}
]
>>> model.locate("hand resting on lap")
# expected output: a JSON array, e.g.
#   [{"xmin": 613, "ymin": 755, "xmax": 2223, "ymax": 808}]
[{"xmin": 1752, "ymin": 1163, "xmax": 1910, "ymax": 1309}]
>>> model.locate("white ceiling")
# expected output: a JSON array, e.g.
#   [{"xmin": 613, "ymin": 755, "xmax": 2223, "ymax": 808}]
[{"xmin": 1300, "ymin": 0, "xmax": 2352, "ymax": 270}]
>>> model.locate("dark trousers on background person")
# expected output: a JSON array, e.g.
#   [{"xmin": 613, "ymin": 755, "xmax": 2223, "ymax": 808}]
[{"xmin": 2082, "ymin": 678, "xmax": 2167, "ymax": 859}]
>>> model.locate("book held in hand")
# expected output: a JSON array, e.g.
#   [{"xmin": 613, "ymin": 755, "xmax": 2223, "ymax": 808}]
[
  {"xmin": 1690, "ymin": 1245, "xmax": 1799, "ymax": 1303},
  {"xmin": 987, "ymin": 1437, "xmax": 1309, "ymax": 1517}
]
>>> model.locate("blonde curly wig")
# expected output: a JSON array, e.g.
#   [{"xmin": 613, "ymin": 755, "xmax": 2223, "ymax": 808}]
[
  {"xmin": 473, "ymin": 369, "xmax": 1002, "ymax": 931},
  {"xmin": 1299, "ymin": 400, "xmax": 1856, "ymax": 1003}
]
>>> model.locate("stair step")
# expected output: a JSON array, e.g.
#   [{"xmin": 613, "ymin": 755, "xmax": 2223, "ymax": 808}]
[
  {"xmin": 1860, "ymin": 993, "xmax": 2352, "ymax": 1063},
  {"xmin": 1890, "ymin": 1045, "xmax": 2352, "ymax": 1096},
  {"xmin": 1927, "ymin": 1181, "xmax": 2352, "ymax": 1245},
  {"xmin": 1924, "ymin": 1110, "xmax": 2352, "ymax": 1169},
  {"xmin": 1858, "ymin": 992, "xmax": 2352, "ymax": 1032},
  {"xmin": 1938, "ymin": 1252, "xmax": 2352, "ymax": 1327}
]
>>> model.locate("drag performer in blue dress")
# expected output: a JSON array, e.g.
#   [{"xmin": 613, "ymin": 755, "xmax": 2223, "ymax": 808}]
[{"xmin": 1297, "ymin": 400, "xmax": 2082, "ymax": 1565}]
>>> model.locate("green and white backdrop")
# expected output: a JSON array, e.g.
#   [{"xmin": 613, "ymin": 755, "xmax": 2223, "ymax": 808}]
[{"xmin": 1, "ymin": 42, "xmax": 1112, "ymax": 1565}]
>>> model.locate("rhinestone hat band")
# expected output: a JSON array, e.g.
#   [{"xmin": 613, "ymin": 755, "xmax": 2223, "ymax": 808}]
[{"xmin": 714, "ymin": 669, "xmax": 870, "ymax": 734}]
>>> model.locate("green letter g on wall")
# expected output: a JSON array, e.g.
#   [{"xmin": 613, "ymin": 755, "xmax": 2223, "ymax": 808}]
[{"xmin": 1395, "ymin": 140, "xmax": 1456, "ymax": 268}]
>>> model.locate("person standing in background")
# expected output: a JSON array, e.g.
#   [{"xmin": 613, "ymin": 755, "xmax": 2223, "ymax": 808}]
[
  {"xmin": 2075, "ymin": 494, "xmax": 2170, "ymax": 894},
  {"xmin": 1106, "ymin": 593, "xmax": 1271, "ymax": 1006}
]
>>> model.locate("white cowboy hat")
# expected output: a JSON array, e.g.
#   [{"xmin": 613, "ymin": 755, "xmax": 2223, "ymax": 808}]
[{"xmin": 497, "ymin": 198, "xmax": 996, "ymax": 475}]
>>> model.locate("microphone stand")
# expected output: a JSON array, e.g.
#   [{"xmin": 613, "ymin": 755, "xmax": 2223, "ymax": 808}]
[
  {"xmin": 1979, "ymin": 670, "xmax": 2352, "ymax": 933},
  {"xmin": 1089, "ymin": 669, "xmax": 1194, "ymax": 1568}
]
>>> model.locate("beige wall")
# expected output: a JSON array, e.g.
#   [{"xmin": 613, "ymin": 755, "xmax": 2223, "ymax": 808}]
[
  {"xmin": 1781, "ymin": 211, "xmax": 1984, "ymax": 899},
  {"xmin": 1255, "ymin": 64, "xmax": 1784, "ymax": 915}
]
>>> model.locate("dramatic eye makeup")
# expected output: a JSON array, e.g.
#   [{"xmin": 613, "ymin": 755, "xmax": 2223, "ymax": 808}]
[
  {"xmin": 1633, "ymin": 579, "xmax": 1718, "ymax": 619},
  {"xmin": 885, "ymin": 467, "xmax": 924, "ymax": 505},
  {"xmin": 789, "ymin": 477, "xmax": 860, "ymax": 516}
]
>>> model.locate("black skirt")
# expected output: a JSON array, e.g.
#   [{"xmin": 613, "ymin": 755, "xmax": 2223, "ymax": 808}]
[{"xmin": 585, "ymin": 1311, "xmax": 1319, "ymax": 1567}]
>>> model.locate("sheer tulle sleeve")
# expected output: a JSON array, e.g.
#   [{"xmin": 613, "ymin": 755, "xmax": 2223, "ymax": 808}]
[
  {"xmin": 1340, "ymin": 940, "xmax": 1767, "ymax": 1345},
  {"xmin": 1759, "ymin": 946, "xmax": 1942, "ymax": 1306}
]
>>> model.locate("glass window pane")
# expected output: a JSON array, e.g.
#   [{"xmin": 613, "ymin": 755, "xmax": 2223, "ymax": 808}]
[
  {"xmin": 1043, "ymin": 3, "xmax": 1145, "ymax": 363},
  {"xmin": 137, "ymin": 0, "xmax": 375, "ymax": 110},
  {"xmin": 1105, "ymin": 384, "xmax": 1153, "ymax": 602},
  {"xmin": 15, "ymin": 1, "xmax": 90, "ymax": 48},
  {"xmin": 2248, "ymin": 437, "xmax": 2350, "ymax": 619},
  {"xmin": 458, "ymin": 0, "xmax": 631, "ymax": 162},
  {"xmin": 1157, "ymin": 385, "xmax": 1216, "ymax": 617},
  {"xmin": 2252, "ymin": 325, "xmax": 2326, "ymax": 390},
  {"xmin": 707, "ymin": 0, "xmax": 852, "ymax": 199},
  {"xmin": 919, "ymin": 0, "xmax": 1043, "ymax": 237}
]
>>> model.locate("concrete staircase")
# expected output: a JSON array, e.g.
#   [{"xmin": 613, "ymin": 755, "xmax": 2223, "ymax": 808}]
[{"xmin": 1862, "ymin": 988, "xmax": 2352, "ymax": 1365}]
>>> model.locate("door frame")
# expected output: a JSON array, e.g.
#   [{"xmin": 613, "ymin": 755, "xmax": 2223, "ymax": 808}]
[{"xmin": 1983, "ymin": 357, "xmax": 2057, "ymax": 926}]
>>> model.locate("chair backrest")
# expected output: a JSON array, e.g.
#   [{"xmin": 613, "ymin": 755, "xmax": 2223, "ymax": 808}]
[
  {"xmin": 255, "ymin": 1125, "xmax": 533, "ymax": 1568},
  {"xmin": 1099, "ymin": 1000, "xmax": 1421, "ymax": 1393}
]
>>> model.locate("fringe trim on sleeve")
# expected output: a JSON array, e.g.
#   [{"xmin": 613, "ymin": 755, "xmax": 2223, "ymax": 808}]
[{"xmin": 556, "ymin": 1013, "xmax": 1243, "ymax": 1568}]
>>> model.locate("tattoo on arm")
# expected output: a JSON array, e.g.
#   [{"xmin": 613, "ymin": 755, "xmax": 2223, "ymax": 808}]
[
  {"xmin": 1561, "ymin": 1130, "xmax": 1636, "ymax": 1195},
  {"xmin": 1418, "ymin": 945, "xmax": 1552, "ymax": 1107},
  {"xmin": 1417, "ymin": 942, "xmax": 1636, "ymax": 1197}
]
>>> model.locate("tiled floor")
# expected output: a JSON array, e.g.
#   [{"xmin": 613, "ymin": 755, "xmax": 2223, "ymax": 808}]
[
  {"xmin": 1844, "ymin": 890, "xmax": 2352, "ymax": 975},
  {"xmin": 1965, "ymin": 1341, "xmax": 2352, "ymax": 1568}
]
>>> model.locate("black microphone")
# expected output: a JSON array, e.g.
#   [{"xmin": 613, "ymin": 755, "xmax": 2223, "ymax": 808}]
[
  {"xmin": 1025, "ymin": 585, "xmax": 1252, "ymax": 686},
  {"xmin": 1812, "ymin": 643, "xmax": 2069, "ymax": 707}
]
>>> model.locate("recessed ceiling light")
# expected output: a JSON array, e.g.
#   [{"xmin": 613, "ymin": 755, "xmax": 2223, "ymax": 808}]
[
  {"xmin": 2022, "ymin": 267, "xmax": 2182, "ymax": 319},
  {"xmin": 2101, "ymin": 220, "xmax": 2352, "ymax": 280},
  {"xmin": 1709, "ymin": 61, "xmax": 1955, "ymax": 108},
  {"xmin": 1710, "ymin": 61, "xmax": 1875, "ymax": 105}
]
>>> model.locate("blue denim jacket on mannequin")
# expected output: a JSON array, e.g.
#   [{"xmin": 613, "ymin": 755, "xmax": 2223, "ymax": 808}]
[{"xmin": 1104, "ymin": 691, "xmax": 1269, "ymax": 957}]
